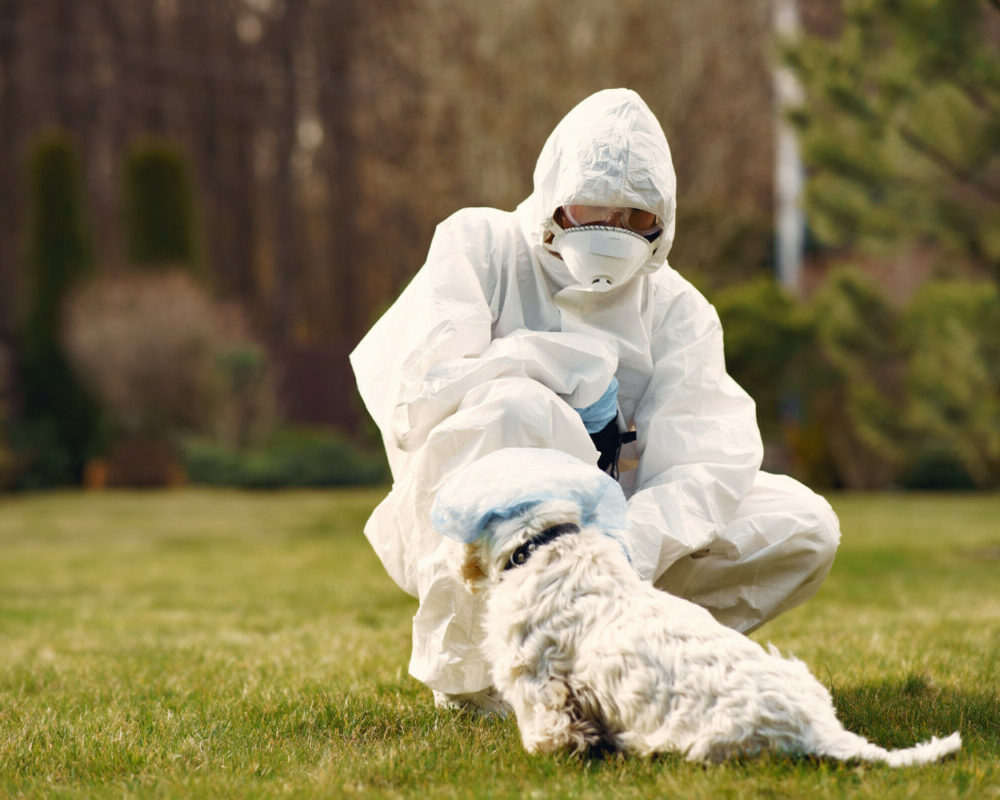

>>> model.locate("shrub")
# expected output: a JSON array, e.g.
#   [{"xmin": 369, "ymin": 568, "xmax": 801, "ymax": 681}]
[
  {"xmin": 0, "ymin": 342, "xmax": 12, "ymax": 488},
  {"xmin": 714, "ymin": 277, "xmax": 841, "ymax": 483},
  {"xmin": 901, "ymin": 280, "xmax": 1000, "ymax": 487},
  {"xmin": 802, "ymin": 267, "xmax": 910, "ymax": 489},
  {"xmin": 714, "ymin": 277, "xmax": 811, "ymax": 441},
  {"xmin": 13, "ymin": 132, "xmax": 104, "ymax": 487},
  {"xmin": 899, "ymin": 445, "xmax": 977, "ymax": 491},
  {"xmin": 62, "ymin": 271, "xmax": 277, "ymax": 485},
  {"xmin": 209, "ymin": 302, "xmax": 278, "ymax": 450},
  {"xmin": 715, "ymin": 270, "xmax": 1000, "ymax": 490},
  {"xmin": 64, "ymin": 271, "xmax": 218, "ymax": 437},
  {"xmin": 181, "ymin": 427, "xmax": 388, "ymax": 488}
]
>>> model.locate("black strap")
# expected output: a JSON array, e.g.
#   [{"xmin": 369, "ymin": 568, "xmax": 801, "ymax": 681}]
[{"xmin": 503, "ymin": 523, "xmax": 581, "ymax": 571}]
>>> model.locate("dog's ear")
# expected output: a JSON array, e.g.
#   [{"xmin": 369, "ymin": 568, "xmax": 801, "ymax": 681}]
[{"xmin": 458, "ymin": 542, "xmax": 490, "ymax": 593}]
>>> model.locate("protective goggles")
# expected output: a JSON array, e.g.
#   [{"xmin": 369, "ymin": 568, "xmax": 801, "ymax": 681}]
[{"xmin": 561, "ymin": 205, "xmax": 662, "ymax": 236}]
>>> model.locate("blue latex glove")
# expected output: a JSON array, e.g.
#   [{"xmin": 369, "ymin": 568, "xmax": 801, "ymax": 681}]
[{"xmin": 573, "ymin": 376, "xmax": 619, "ymax": 434}]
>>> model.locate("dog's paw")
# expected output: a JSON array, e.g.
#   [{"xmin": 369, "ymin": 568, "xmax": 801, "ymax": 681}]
[{"xmin": 432, "ymin": 688, "xmax": 512, "ymax": 719}]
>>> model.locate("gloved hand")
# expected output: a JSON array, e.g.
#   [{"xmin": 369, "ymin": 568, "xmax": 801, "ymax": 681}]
[
  {"xmin": 574, "ymin": 377, "xmax": 636, "ymax": 478},
  {"xmin": 572, "ymin": 376, "xmax": 619, "ymax": 434}
]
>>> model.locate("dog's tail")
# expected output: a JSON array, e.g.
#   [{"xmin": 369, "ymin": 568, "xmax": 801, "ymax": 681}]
[{"xmin": 818, "ymin": 729, "xmax": 961, "ymax": 767}]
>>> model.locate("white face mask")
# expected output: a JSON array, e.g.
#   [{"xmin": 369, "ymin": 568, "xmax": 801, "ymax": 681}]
[{"xmin": 551, "ymin": 226, "xmax": 653, "ymax": 293}]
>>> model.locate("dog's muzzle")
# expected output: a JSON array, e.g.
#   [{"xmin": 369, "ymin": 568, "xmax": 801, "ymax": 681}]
[{"xmin": 503, "ymin": 523, "xmax": 581, "ymax": 572}]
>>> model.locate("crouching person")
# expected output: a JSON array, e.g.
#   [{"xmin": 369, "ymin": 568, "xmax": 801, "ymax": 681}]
[{"xmin": 350, "ymin": 88, "xmax": 840, "ymax": 714}]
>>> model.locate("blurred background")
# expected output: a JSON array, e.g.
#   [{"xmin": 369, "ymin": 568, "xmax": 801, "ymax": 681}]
[{"xmin": 0, "ymin": 0, "xmax": 997, "ymax": 493}]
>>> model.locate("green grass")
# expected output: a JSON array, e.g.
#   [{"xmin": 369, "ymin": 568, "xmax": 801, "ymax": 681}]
[{"xmin": 0, "ymin": 489, "xmax": 998, "ymax": 799}]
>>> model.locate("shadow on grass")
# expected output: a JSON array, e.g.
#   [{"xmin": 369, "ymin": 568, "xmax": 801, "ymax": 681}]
[
  {"xmin": 323, "ymin": 675, "xmax": 998, "ymax": 775},
  {"xmin": 831, "ymin": 674, "xmax": 999, "ymax": 752}
]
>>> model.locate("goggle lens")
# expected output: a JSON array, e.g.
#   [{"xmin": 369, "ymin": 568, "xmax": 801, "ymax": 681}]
[{"xmin": 563, "ymin": 205, "xmax": 661, "ymax": 235}]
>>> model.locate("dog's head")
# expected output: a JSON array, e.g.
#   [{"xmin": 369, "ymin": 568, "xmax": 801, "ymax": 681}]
[
  {"xmin": 431, "ymin": 447, "xmax": 629, "ymax": 591},
  {"xmin": 453, "ymin": 498, "xmax": 584, "ymax": 591}
]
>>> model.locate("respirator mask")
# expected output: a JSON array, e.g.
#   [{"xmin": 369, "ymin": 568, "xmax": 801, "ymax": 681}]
[{"xmin": 549, "ymin": 205, "xmax": 660, "ymax": 293}]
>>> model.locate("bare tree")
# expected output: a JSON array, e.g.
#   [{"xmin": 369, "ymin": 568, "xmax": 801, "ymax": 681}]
[
  {"xmin": 0, "ymin": 0, "xmax": 789, "ymax": 428},
  {"xmin": 0, "ymin": 0, "xmax": 25, "ymax": 338}
]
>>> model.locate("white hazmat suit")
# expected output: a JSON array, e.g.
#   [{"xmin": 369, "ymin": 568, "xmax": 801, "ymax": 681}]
[{"xmin": 351, "ymin": 88, "xmax": 840, "ymax": 696}]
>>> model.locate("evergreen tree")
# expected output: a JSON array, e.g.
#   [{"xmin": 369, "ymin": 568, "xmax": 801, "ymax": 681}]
[
  {"xmin": 123, "ymin": 140, "xmax": 200, "ymax": 270},
  {"xmin": 783, "ymin": 0, "xmax": 1000, "ymax": 280},
  {"xmin": 14, "ymin": 132, "xmax": 103, "ymax": 487}
]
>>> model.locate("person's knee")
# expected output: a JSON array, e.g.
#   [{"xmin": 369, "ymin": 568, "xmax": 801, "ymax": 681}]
[
  {"xmin": 458, "ymin": 376, "xmax": 563, "ymax": 415},
  {"xmin": 739, "ymin": 498, "xmax": 841, "ymax": 632},
  {"xmin": 427, "ymin": 377, "xmax": 597, "ymax": 463},
  {"xmin": 755, "ymin": 473, "xmax": 841, "ymax": 574},
  {"xmin": 458, "ymin": 377, "xmax": 591, "ymax": 445}
]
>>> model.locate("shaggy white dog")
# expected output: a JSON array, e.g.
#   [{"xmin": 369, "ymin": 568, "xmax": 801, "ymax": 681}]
[{"xmin": 431, "ymin": 448, "xmax": 961, "ymax": 766}]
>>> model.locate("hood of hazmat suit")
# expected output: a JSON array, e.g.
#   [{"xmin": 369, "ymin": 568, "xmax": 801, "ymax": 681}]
[{"xmin": 350, "ymin": 88, "xmax": 765, "ymax": 693}]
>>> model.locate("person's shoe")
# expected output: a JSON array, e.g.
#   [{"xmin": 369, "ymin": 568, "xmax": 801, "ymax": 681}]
[{"xmin": 432, "ymin": 687, "xmax": 512, "ymax": 718}]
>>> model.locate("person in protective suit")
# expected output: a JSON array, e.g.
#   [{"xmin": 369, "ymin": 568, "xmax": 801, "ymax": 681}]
[{"xmin": 350, "ymin": 88, "xmax": 841, "ymax": 714}]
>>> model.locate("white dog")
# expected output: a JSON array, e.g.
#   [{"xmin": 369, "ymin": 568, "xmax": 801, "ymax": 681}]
[{"xmin": 431, "ymin": 448, "xmax": 961, "ymax": 766}]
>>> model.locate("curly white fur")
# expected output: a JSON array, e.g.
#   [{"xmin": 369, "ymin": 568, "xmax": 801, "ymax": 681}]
[{"xmin": 458, "ymin": 499, "xmax": 960, "ymax": 765}]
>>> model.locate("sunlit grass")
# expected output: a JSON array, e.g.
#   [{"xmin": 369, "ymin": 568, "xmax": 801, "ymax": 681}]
[{"xmin": 0, "ymin": 489, "xmax": 998, "ymax": 798}]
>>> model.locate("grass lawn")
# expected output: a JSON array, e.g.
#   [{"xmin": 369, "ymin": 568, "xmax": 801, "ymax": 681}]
[{"xmin": 0, "ymin": 488, "xmax": 998, "ymax": 799}]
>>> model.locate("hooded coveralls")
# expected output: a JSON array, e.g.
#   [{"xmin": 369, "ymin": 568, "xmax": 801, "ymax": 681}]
[{"xmin": 351, "ymin": 89, "xmax": 840, "ymax": 695}]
